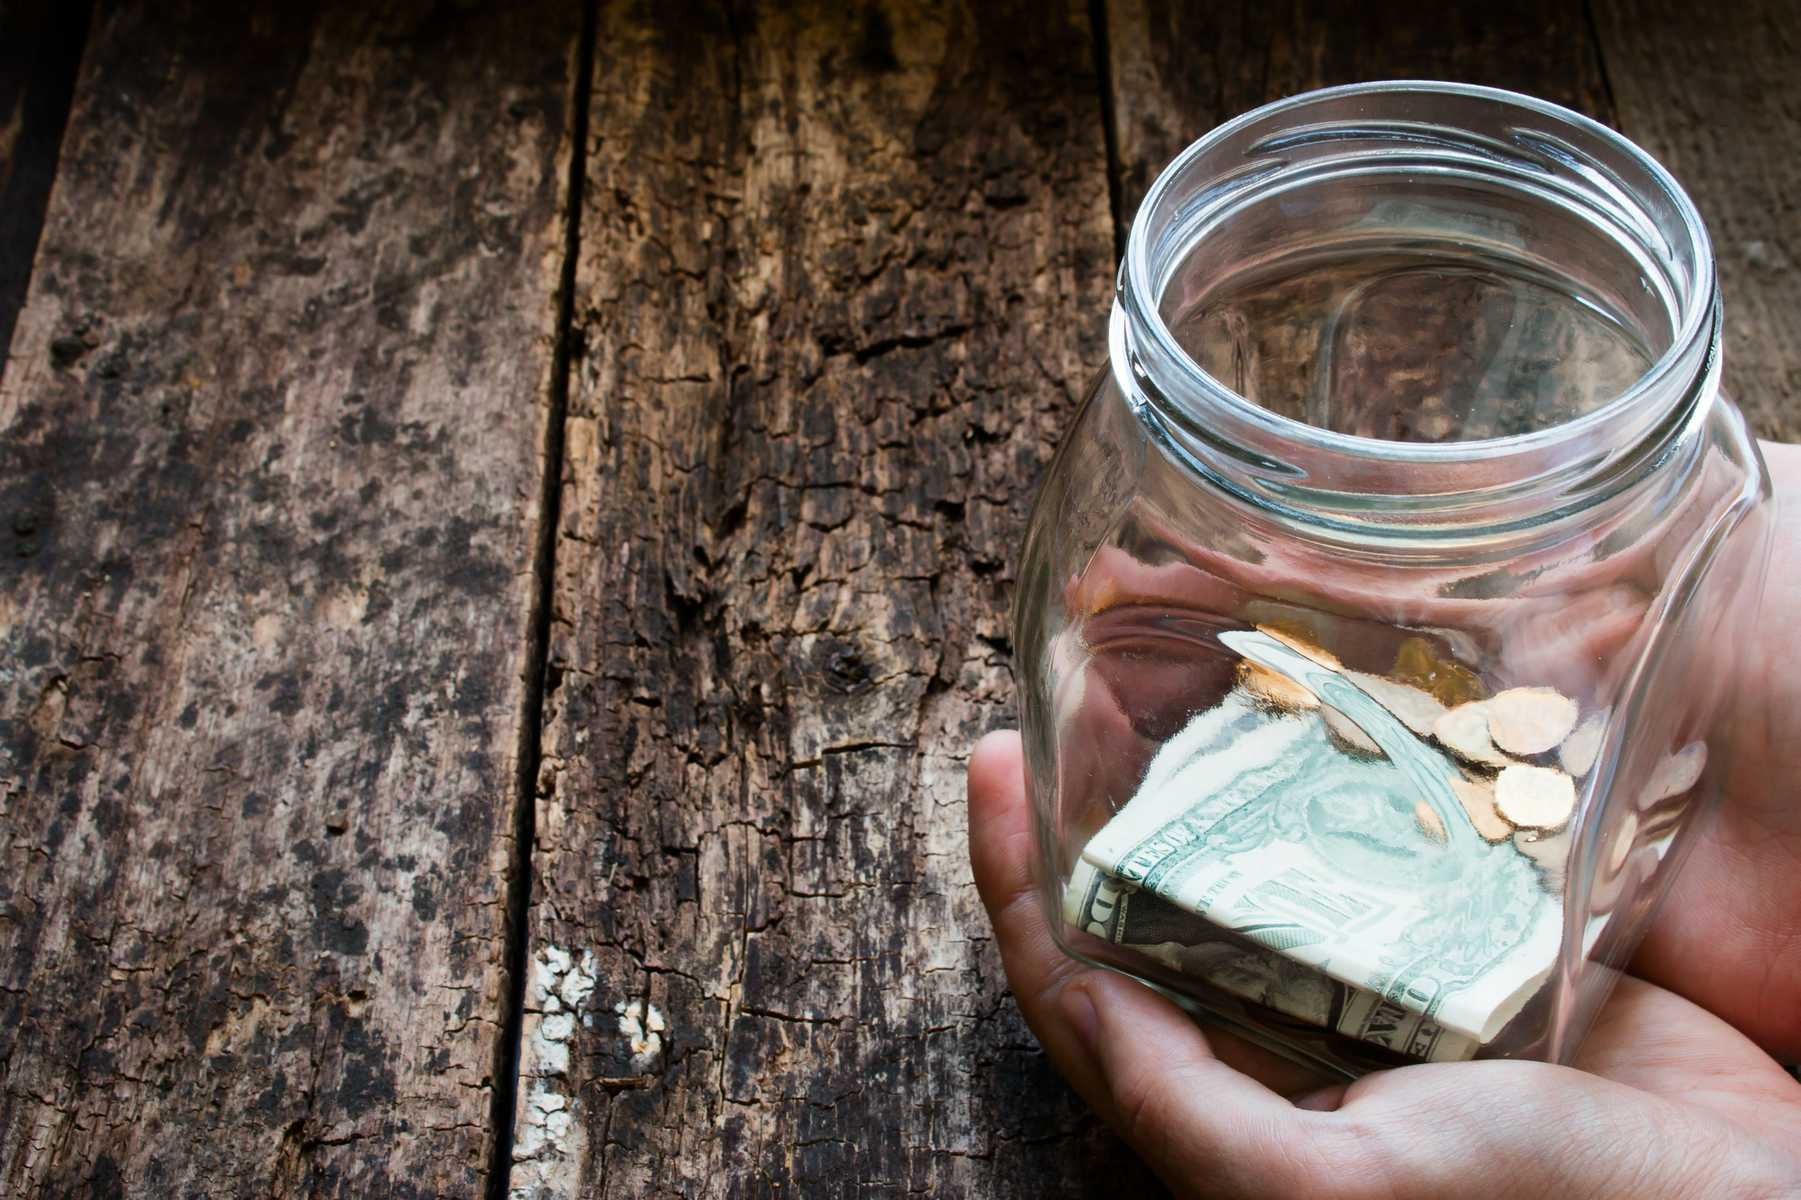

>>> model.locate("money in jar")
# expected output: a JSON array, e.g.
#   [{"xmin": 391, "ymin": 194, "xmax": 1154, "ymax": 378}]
[{"xmin": 1010, "ymin": 82, "xmax": 1772, "ymax": 1077}]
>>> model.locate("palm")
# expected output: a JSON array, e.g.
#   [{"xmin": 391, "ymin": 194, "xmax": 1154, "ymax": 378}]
[
  {"xmin": 967, "ymin": 442, "xmax": 1801, "ymax": 1194},
  {"xmin": 968, "ymin": 728, "xmax": 1801, "ymax": 1197},
  {"xmin": 1634, "ymin": 439, "xmax": 1801, "ymax": 1061}
]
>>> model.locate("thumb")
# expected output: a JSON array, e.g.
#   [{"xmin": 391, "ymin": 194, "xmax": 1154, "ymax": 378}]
[{"xmin": 1060, "ymin": 971, "xmax": 1336, "ymax": 1197}]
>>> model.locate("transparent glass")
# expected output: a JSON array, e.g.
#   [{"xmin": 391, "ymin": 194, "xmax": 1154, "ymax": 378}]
[{"xmin": 1013, "ymin": 82, "xmax": 1773, "ymax": 1077}]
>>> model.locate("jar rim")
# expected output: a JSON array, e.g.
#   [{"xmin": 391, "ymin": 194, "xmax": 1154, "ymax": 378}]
[{"xmin": 1120, "ymin": 80, "xmax": 1717, "ymax": 481}]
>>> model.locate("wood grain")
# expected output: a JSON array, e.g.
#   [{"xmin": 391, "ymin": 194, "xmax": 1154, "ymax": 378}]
[
  {"xmin": 1102, "ymin": 0, "xmax": 1615, "ymax": 228},
  {"xmin": 4, "ymin": 3, "xmax": 1796, "ymax": 1196},
  {"xmin": 0, "ymin": 2, "xmax": 578, "ymax": 1194},
  {"xmin": 1103, "ymin": 0, "xmax": 1801, "ymax": 442},
  {"xmin": 511, "ymin": 1, "xmax": 1145, "ymax": 1195},
  {"xmin": 1591, "ymin": 0, "xmax": 1801, "ymax": 439}
]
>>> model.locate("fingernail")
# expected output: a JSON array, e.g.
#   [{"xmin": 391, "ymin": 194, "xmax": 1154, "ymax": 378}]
[{"xmin": 1062, "ymin": 982, "xmax": 1101, "ymax": 1056}]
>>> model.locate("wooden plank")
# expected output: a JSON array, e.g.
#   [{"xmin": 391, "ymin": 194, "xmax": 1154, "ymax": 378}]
[
  {"xmin": 1102, "ymin": 0, "xmax": 1801, "ymax": 437},
  {"xmin": 1103, "ymin": 0, "xmax": 1614, "ymax": 228},
  {"xmin": 513, "ymin": 1, "xmax": 1149, "ymax": 1195},
  {"xmin": 0, "ymin": 0, "xmax": 91, "ymax": 358},
  {"xmin": 1591, "ymin": 0, "xmax": 1801, "ymax": 438},
  {"xmin": 0, "ymin": 2, "xmax": 579, "ymax": 1194}
]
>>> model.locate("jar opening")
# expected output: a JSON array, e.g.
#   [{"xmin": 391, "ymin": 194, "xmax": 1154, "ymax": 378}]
[{"xmin": 1118, "ymin": 82, "xmax": 1717, "ymax": 535}]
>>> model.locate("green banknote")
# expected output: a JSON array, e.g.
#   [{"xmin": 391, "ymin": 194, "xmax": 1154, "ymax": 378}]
[
  {"xmin": 1064, "ymin": 858, "xmax": 1480, "ymax": 1061},
  {"xmin": 1078, "ymin": 635, "xmax": 1563, "ymax": 1046}
]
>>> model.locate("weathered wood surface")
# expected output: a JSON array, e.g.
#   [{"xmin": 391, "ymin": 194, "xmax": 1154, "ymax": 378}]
[
  {"xmin": 0, "ymin": 3, "xmax": 578, "ymax": 1195},
  {"xmin": 512, "ymin": 2, "xmax": 1138, "ymax": 1195},
  {"xmin": 3, "ymin": 2, "xmax": 1800, "ymax": 1198},
  {"xmin": 1101, "ymin": 0, "xmax": 1615, "ymax": 234},
  {"xmin": 1104, "ymin": 0, "xmax": 1801, "ymax": 441},
  {"xmin": 1591, "ymin": 0, "xmax": 1801, "ymax": 438}
]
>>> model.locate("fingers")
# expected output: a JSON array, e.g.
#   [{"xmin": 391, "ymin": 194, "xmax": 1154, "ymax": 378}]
[
  {"xmin": 968, "ymin": 729, "xmax": 1118, "ymax": 1117},
  {"xmin": 1060, "ymin": 970, "xmax": 1323, "ymax": 1196},
  {"xmin": 972, "ymin": 730, "xmax": 1801, "ymax": 1198},
  {"xmin": 1231, "ymin": 976, "xmax": 1801, "ymax": 1200},
  {"xmin": 967, "ymin": 730, "xmax": 1331, "ymax": 1115},
  {"xmin": 1050, "ymin": 959, "xmax": 1677, "ymax": 1200},
  {"xmin": 966, "ymin": 729, "xmax": 1036, "ymax": 916}
]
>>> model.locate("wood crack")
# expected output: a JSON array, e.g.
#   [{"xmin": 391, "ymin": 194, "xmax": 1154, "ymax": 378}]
[
  {"xmin": 486, "ymin": 3, "xmax": 599, "ymax": 1197},
  {"xmin": 1087, "ymin": 0, "xmax": 1126, "ymax": 262}
]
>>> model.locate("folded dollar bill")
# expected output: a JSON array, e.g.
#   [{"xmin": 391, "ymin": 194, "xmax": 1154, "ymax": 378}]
[
  {"xmin": 1076, "ymin": 644, "xmax": 1563, "ymax": 1047},
  {"xmin": 1065, "ymin": 858, "xmax": 1480, "ymax": 1061}
]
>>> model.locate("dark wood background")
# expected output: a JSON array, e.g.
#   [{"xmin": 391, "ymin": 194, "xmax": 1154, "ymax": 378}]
[{"xmin": 2, "ymin": 1, "xmax": 1796, "ymax": 1196}]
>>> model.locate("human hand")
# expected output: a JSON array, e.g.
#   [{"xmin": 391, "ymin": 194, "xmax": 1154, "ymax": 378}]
[
  {"xmin": 1041, "ymin": 436, "xmax": 1801, "ymax": 1067},
  {"xmin": 968, "ymin": 729, "xmax": 1801, "ymax": 1197},
  {"xmin": 1631, "ymin": 439, "xmax": 1801, "ymax": 1061}
]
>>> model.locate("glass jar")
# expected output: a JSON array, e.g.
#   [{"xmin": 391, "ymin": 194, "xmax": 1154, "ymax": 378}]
[{"xmin": 1013, "ymin": 82, "xmax": 1773, "ymax": 1077}]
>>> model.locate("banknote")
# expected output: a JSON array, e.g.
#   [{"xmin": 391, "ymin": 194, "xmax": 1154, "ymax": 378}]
[
  {"xmin": 1064, "ymin": 858, "xmax": 1479, "ymax": 1061},
  {"xmin": 1080, "ymin": 634, "xmax": 1563, "ymax": 1045}
]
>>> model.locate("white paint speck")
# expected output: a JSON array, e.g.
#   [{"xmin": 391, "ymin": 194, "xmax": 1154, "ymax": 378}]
[
  {"xmin": 614, "ymin": 999, "xmax": 667, "ymax": 1062},
  {"xmin": 508, "ymin": 946, "xmax": 597, "ymax": 1200}
]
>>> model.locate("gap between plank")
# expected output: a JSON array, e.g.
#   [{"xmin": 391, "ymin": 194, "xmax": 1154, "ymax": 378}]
[
  {"xmin": 1580, "ymin": 0, "xmax": 1621, "ymax": 126},
  {"xmin": 0, "ymin": 0, "xmax": 93, "ymax": 362},
  {"xmin": 1087, "ymin": 0, "xmax": 1127, "ymax": 263},
  {"xmin": 487, "ymin": 2, "xmax": 596, "ymax": 1195}
]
